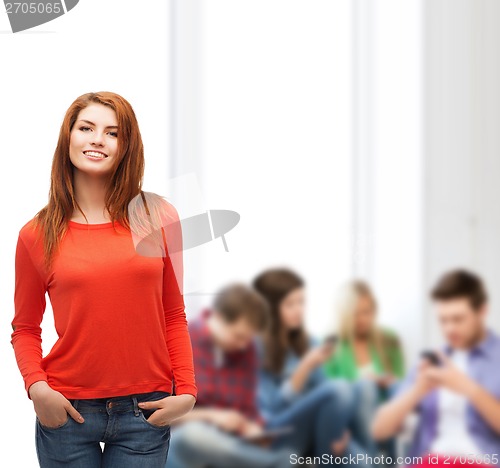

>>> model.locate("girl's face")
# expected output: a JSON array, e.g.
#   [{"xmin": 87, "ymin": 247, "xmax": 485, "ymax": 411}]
[
  {"xmin": 279, "ymin": 287, "xmax": 305, "ymax": 330},
  {"xmin": 353, "ymin": 294, "xmax": 376, "ymax": 337},
  {"xmin": 69, "ymin": 103, "xmax": 118, "ymax": 176}
]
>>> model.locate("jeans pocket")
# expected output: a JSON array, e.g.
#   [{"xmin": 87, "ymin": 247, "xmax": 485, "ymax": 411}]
[
  {"xmin": 137, "ymin": 391, "xmax": 171, "ymax": 431},
  {"xmin": 36, "ymin": 413, "xmax": 71, "ymax": 431}
]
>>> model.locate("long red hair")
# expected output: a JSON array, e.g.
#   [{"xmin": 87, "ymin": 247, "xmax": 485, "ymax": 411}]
[{"xmin": 32, "ymin": 91, "xmax": 145, "ymax": 271}]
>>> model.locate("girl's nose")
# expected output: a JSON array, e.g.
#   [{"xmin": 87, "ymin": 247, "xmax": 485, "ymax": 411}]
[{"xmin": 91, "ymin": 134, "xmax": 105, "ymax": 145}]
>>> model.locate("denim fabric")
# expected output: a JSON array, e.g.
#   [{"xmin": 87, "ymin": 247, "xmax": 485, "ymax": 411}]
[
  {"xmin": 268, "ymin": 379, "xmax": 373, "ymax": 468},
  {"xmin": 166, "ymin": 380, "xmax": 374, "ymax": 468},
  {"xmin": 255, "ymin": 335, "xmax": 328, "ymax": 421},
  {"xmin": 167, "ymin": 421, "xmax": 294, "ymax": 468},
  {"xmin": 35, "ymin": 390, "xmax": 171, "ymax": 468}
]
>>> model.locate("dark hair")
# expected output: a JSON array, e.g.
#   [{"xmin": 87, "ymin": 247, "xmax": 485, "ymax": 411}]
[
  {"xmin": 430, "ymin": 269, "xmax": 488, "ymax": 310},
  {"xmin": 212, "ymin": 282, "xmax": 270, "ymax": 331},
  {"xmin": 252, "ymin": 267, "xmax": 307, "ymax": 374}
]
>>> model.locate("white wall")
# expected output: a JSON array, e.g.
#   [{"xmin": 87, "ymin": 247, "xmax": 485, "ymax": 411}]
[
  {"xmin": 351, "ymin": 0, "xmax": 500, "ymax": 361},
  {"xmin": 172, "ymin": 0, "xmax": 426, "ymax": 364},
  {"xmin": 351, "ymin": 0, "xmax": 424, "ymax": 365},
  {"xmin": 173, "ymin": 0, "xmax": 355, "ymax": 338},
  {"xmin": 423, "ymin": 0, "xmax": 500, "ymax": 346},
  {"xmin": 151, "ymin": 0, "xmax": 500, "ymax": 378}
]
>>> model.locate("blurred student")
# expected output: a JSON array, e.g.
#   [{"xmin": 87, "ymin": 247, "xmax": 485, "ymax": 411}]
[
  {"xmin": 372, "ymin": 269, "xmax": 500, "ymax": 466},
  {"xmin": 252, "ymin": 268, "xmax": 374, "ymax": 467},
  {"xmin": 323, "ymin": 280, "xmax": 404, "ymax": 390},
  {"xmin": 165, "ymin": 283, "xmax": 294, "ymax": 468},
  {"xmin": 323, "ymin": 280, "xmax": 405, "ymax": 461}
]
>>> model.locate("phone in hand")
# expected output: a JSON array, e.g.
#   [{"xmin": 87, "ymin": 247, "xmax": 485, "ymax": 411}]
[
  {"xmin": 420, "ymin": 350, "xmax": 441, "ymax": 366},
  {"xmin": 323, "ymin": 334, "xmax": 338, "ymax": 350}
]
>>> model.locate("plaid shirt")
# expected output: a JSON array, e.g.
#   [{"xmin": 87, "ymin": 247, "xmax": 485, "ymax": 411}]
[{"xmin": 189, "ymin": 308, "xmax": 265, "ymax": 425}]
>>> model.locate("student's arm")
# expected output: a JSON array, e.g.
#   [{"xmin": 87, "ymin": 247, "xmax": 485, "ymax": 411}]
[
  {"xmin": 288, "ymin": 340, "xmax": 333, "ymax": 394},
  {"xmin": 255, "ymin": 334, "xmax": 332, "ymax": 414},
  {"xmin": 463, "ymin": 382, "xmax": 500, "ymax": 435},
  {"xmin": 372, "ymin": 363, "xmax": 433, "ymax": 441},
  {"xmin": 10, "ymin": 232, "xmax": 49, "ymax": 399},
  {"xmin": 161, "ymin": 201, "xmax": 197, "ymax": 401},
  {"xmin": 255, "ymin": 337, "xmax": 304, "ymax": 413},
  {"xmin": 372, "ymin": 382, "xmax": 423, "ymax": 440},
  {"xmin": 287, "ymin": 355, "xmax": 316, "ymax": 393},
  {"xmin": 307, "ymin": 336, "xmax": 331, "ymax": 387}
]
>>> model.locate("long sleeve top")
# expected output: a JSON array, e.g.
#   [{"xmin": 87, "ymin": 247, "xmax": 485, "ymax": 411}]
[
  {"xmin": 255, "ymin": 334, "xmax": 327, "ymax": 421},
  {"xmin": 322, "ymin": 328, "xmax": 405, "ymax": 381},
  {"xmin": 11, "ymin": 209, "xmax": 198, "ymax": 401}
]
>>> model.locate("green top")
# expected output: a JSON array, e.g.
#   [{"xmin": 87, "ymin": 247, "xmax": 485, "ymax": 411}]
[{"xmin": 323, "ymin": 328, "xmax": 405, "ymax": 381}]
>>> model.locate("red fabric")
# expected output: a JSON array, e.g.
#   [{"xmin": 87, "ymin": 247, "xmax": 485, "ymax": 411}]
[{"xmin": 11, "ymin": 211, "xmax": 197, "ymax": 401}]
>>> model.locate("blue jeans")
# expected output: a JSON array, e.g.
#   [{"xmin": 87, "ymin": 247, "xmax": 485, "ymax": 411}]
[
  {"xmin": 267, "ymin": 379, "xmax": 373, "ymax": 467},
  {"xmin": 266, "ymin": 380, "xmax": 354, "ymax": 456},
  {"xmin": 348, "ymin": 379, "xmax": 379, "ymax": 457},
  {"xmin": 167, "ymin": 380, "xmax": 372, "ymax": 468},
  {"xmin": 166, "ymin": 421, "xmax": 294, "ymax": 468},
  {"xmin": 35, "ymin": 390, "xmax": 172, "ymax": 468},
  {"xmin": 349, "ymin": 379, "xmax": 402, "ymax": 462}
]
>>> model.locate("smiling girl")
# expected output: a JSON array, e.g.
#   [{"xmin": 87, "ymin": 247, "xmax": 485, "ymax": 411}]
[{"xmin": 10, "ymin": 91, "xmax": 197, "ymax": 467}]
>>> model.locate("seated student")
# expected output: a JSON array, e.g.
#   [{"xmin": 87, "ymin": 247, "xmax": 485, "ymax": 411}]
[
  {"xmin": 371, "ymin": 269, "xmax": 500, "ymax": 466},
  {"xmin": 323, "ymin": 280, "xmax": 404, "ymax": 389},
  {"xmin": 323, "ymin": 280, "xmax": 405, "ymax": 460},
  {"xmin": 252, "ymin": 268, "xmax": 375, "ymax": 467},
  {"xmin": 165, "ymin": 283, "xmax": 295, "ymax": 468}
]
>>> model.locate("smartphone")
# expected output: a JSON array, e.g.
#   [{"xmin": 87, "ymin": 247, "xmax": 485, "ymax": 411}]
[
  {"xmin": 242, "ymin": 425, "xmax": 294, "ymax": 443},
  {"xmin": 323, "ymin": 334, "xmax": 338, "ymax": 349},
  {"xmin": 420, "ymin": 350, "xmax": 441, "ymax": 366}
]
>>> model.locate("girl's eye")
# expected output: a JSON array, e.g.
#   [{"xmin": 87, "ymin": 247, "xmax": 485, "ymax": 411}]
[{"xmin": 79, "ymin": 127, "xmax": 117, "ymax": 138}]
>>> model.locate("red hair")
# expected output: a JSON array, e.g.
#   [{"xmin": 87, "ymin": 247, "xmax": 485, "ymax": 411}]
[{"xmin": 31, "ymin": 91, "xmax": 145, "ymax": 271}]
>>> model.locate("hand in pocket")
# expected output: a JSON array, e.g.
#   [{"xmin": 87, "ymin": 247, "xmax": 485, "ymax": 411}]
[
  {"xmin": 138, "ymin": 394, "xmax": 195, "ymax": 427},
  {"xmin": 30, "ymin": 381, "xmax": 84, "ymax": 428}
]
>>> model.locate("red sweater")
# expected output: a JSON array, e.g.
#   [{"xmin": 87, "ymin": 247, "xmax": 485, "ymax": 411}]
[{"xmin": 11, "ymin": 213, "xmax": 198, "ymax": 401}]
